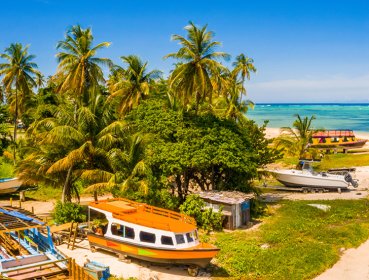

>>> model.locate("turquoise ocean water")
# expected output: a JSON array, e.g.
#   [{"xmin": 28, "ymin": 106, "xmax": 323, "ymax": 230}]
[{"xmin": 247, "ymin": 104, "xmax": 369, "ymax": 132}]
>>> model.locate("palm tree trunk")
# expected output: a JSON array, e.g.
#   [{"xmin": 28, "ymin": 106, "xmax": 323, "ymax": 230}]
[
  {"xmin": 62, "ymin": 166, "xmax": 73, "ymax": 203},
  {"xmin": 12, "ymin": 88, "xmax": 18, "ymax": 165}
]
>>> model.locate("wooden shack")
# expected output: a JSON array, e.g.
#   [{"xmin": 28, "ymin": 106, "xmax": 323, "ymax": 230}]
[{"xmin": 197, "ymin": 191, "xmax": 254, "ymax": 230}]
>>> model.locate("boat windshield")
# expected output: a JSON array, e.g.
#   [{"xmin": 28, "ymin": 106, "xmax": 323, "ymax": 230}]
[
  {"xmin": 185, "ymin": 230, "xmax": 198, "ymax": 243},
  {"xmin": 301, "ymin": 161, "xmax": 314, "ymax": 172}
]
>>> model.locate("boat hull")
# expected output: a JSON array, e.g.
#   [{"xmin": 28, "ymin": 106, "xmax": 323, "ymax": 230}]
[
  {"xmin": 87, "ymin": 233, "xmax": 219, "ymax": 268},
  {"xmin": 311, "ymin": 139, "xmax": 368, "ymax": 149},
  {"xmin": 0, "ymin": 178, "xmax": 21, "ymax": 194},
  {"xmin": 274, "ymin": 171, "xmax": 349, "ymax": 189}
]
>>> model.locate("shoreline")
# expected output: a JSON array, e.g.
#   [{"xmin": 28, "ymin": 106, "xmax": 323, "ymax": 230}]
[{"xmin": 264, "ymin": 127, "xmax": 369, "ymax": 140}]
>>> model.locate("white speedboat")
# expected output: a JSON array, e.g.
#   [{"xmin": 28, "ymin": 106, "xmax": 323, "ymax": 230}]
[
  {"xmin": 271, "ymin": 162, "xmax": 358, "ymax": 190},
  {"xmin": 0, "ymin": 178, "xmax": 21, "ymax": 194}
]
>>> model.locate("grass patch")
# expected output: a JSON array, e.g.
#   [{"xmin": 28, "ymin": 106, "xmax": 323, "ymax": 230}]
[
  {"xmin": 316, "ymin": 153, "xmax": 369, "ymax": 170},
  {"xmin": 26, "ymin": 185, "xmax": 62, "ymax": 201},
  {"xmin": 0, "ymin": 157, "xmax": 14, "ymax": 178},
  {"xmin": 274, "ymin": 152, "xmax": 369, "ymax": 171},
  {"xmin": 213, "ymin": 199, "xmax": 369, "ymax": 279}
]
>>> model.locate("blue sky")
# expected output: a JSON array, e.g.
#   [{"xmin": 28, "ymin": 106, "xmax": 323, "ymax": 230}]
[{"xmin": 1, "ymin": 0, "xmax": 369, "ymax": 102}]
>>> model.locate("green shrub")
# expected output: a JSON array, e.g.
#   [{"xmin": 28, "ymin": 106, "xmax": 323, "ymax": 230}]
[
  {"xmin": 180, "ymin": 195, "xmax": 223, "ymax": 232},
  {"xmin": 250, "ymin": 198, "xmax": 267, "ymax": 218},
  {"xmin": 52, "ymin": 201, "xmax": 86, "ymax": 224}
]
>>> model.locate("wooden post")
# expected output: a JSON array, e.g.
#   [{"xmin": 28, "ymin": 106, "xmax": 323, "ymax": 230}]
[
  {"xmin": 31, "ymin": 206, "xmax": 34, "ymax": 214},
  {"xmin": 9, "ymin": 198, "xmax": 12, "ymax": 207},
  {"xmin": 72, "ymin": 258, "xmax": 76, "ymax": 280},
  {"xmin": 18, "ymin": 199, "xmax": 21, "ymax": 209},
  {"xmin": 19, "ymin": 191, "xmax": 25, "ymax": 202}
]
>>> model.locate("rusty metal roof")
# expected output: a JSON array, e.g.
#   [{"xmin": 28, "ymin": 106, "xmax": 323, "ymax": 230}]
[{"xmin": 196, "ymin": 191, "xmax": 254, "ymax": 204}]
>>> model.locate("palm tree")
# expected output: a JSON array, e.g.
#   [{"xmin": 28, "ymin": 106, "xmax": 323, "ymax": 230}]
[
  {"xmin": 18, "ymin": 93, "xmax": 116, "ymax": 202},
  {"xmin": 275, "ymin": 114, "xmax": 316, "ymax": 159},
  {"xmin": 85, "ymin": 133, "xmax": 152, "ymax": 198},
  {"xmin": 224, "ymin": 76, "xmax": 254, "ymax": 122},
  {"xmin": 232, "ymin": 54, "xmax": 256, "ymax": 102},
  {"xmin": 108, "ymin": 55, "xmax": 161, "ymax": 116},
  {"xmin": 0, "ymin": 43, "xmax": 42, "ymax": 163},
  {"xmin": 56, "ymin": 25, "xmax": 112, "ymax": 106},
  {"xmin": 232, "ymin": 54, "xmax": 256, "ymax": 84},
  {"xmin": 164, "ymin": 22, "xmax": 229, "ymax": 110}
]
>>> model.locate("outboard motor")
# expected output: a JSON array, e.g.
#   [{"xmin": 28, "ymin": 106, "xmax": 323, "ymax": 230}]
[{"xmin": 344, "ymin": 173, "xmax": 359, "ymax": 188}]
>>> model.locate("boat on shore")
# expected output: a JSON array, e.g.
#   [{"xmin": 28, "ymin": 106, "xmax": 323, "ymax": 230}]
[
  {"xmin": 0, "ymin": 178, "xmax": 22, "ymax": 194},
  {"xmin": 310, "ymin": 130, "xmax": 367, "ymax": 148},
  {"xmin": 87, "ymin": 198, "xmax": 219, "ymax": 275},
  {"xmin": 270, "ymin": 161, "xmax": 358, "ymax": 191}
]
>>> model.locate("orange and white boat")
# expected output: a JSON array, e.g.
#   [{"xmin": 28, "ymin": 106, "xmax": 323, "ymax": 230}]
[{"xmin": 87, "ymin": 198, "xmax": 219, "ymax": 274}]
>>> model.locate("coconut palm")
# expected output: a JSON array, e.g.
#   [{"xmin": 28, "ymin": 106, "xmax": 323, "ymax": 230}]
[
  {"xmin": 0, "ymin": 43, "xmax": 42, "ymax": 163},
  {"xmin": 108, "ymin": 55, "xmax": 161, "ymax": 116},
  {"xmin": 164, "ymin": 22, "xmax": 229, "ymax": 110},
  {"xmin": 275, "ymin": 114, "xmax": 316, "ymax": 159},
  {"xmin": 18, "ymin": 93, "xmax": 116, "ymax": 202},
  {"xmin": 232, "ymin": 54, "xmax": 256, "ymax": 84},
  {"xmin": 56, "ymin": 25, "xmax": 112, "ymax": 106},
  {"xmin": 224, "ymin": 77, "xmax": 254, "ymax": 122},
  {"xmin": 232, "ymin": 54, "xmax": 256, "ymax": 102},
  {"xmin": 85, "ymin": 133, "xmax": 152, "ymax": 198}
]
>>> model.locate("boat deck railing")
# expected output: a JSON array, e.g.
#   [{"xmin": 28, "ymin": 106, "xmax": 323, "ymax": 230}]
[
  {"xmin": 109, "ymin": 198, "xmax": 196, "ymax": 226},
  {"xmin": 313, "ymin": 130, "xmax": 355, "ymax": 138}
]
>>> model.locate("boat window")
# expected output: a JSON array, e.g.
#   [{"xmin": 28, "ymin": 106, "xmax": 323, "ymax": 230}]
[
  {"xmin": 125, "ymin": 226, "xmax": 135, "ymax": 239},
  {"xmin": 111, "ymin": 223, "xmax": 122, "ymax": 236},
  {"xmin": 161, "ymin": 235, "xmax": 174, "ymax": 246},
  {"xmin": 186, "ymin": 232, "xmax": 194, "ymax": 243},
  {"xmin": 110, "ymin": 223, "xmax": 135, "ymax": 239},
  {"xmin": 140, "ymin": 231, "xmax": 156, "ymax": 243},
  {"xmin": 175, "ymin": 234, "xmax": 185, "ymax": 244}
]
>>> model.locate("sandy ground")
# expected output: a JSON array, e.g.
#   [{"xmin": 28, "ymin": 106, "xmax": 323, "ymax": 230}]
[{"xmin": 57, "ymin": 240, "xmax": 211, "ymax": 280}]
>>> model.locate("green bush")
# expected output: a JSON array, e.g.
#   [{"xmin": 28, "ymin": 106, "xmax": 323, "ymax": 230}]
[
  {"xmin": 180, "ymin": 195, "xmax": 223, "ymax": 232},
  {"xmin": 52, "ymin": 201, "xmax": 86, "ymax": 224},
  {"xmin": 250, "ymin": 198, "xmax": 267, "ymax": 218}
]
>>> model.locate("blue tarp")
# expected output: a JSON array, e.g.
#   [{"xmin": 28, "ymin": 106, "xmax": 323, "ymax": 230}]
[{"xmin": 0, "ymin": 208, "xmax": 44, "ymax": 225}]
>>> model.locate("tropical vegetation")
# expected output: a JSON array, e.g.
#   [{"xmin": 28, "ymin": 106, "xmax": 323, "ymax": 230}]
[
  {"xmin": 0, "ymin": 22, "xmax": 280, "ymax": 211},
  {"xmin": 214, "ymin": 199, "xmax": 369, "ymax": 279},
  {"xmin": 274, "ymin": 114, "xmax": 316, "ymax": 159}
]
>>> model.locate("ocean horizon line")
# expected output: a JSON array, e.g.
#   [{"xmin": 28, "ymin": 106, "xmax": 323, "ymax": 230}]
[{"xmin": 254, "ymin": 103, "xmax": 369, "ymax": 106}]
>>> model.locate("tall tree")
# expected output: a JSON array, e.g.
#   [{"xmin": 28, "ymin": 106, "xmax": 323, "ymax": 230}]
[
  {"xmin": 108, "ymin": 55, "xmax": 161, "ymax": 116},
  {"xmin": 232, "ymin": 54, "xmax": 256, "ymax": 84},
  {"xmin": 232, "ymin": 54, "xmax": 256, "ymax": 101},
  {"xmin": 18, "ymin": 93, "xmax": 116, "ymax": 202},
  {"xmin": 0, "ymin": 43, "xmax": 42, "ymax": 163},
  {"xmin": 164, "ymin": 22, "xmax": 229, "ymax": 110},
  {"xmin": 56, "ymin": 25, "xmax": 112, "ymax": 106}
]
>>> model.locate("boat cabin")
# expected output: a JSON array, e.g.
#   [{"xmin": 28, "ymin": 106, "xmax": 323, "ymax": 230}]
[{"xmin": 88, "ymin": 199, "xmax": 200, "ymax": 250}]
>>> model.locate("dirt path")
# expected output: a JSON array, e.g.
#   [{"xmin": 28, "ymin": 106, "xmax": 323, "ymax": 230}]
[{"xmin": 315, "ymin": 239, "xmax": 369, "ymax": 280}]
